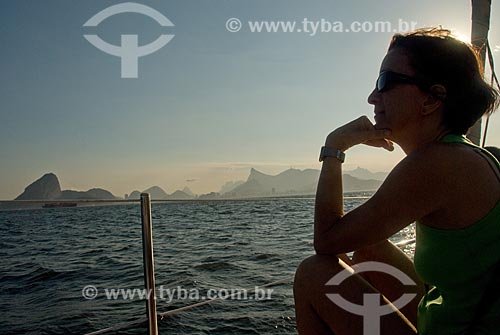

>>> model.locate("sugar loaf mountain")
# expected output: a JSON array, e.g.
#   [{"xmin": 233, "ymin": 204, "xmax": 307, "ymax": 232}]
[
  {"xmin": 15, "ymin": 173, "xmax": 116, "ymax": 200},
  {"xmin": 11, "ymin": 168, "xmax": 386, "ymax": 204}
]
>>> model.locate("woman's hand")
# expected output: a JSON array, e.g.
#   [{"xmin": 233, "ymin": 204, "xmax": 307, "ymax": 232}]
[{"xmin": 325, "ymin": 116, "xmax": 394, "ymax": 152}]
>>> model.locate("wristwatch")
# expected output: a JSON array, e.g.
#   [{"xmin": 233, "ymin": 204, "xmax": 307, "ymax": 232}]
[{"xmin": 319, "ymin": 146, "xmax": 345, "ymax": 163}]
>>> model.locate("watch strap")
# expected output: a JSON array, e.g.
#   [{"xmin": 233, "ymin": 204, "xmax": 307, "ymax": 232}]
[{"xmin": 319, "ymin": 146, "xmax": 345, "ymax": 163}]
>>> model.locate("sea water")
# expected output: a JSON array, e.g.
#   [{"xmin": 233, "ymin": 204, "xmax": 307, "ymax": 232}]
[{"xmin": 0, "ymin": 194, "xmax": 416, "ymax": 334}]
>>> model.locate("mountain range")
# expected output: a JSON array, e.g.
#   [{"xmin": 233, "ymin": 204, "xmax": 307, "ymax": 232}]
[
  {"xmin": 344, "ymin": 166, "xmax": 388, "ymax": 181},
  {"xmin": 220, "ymin": 167, "xmax": 383, "ymax": 198},
  {"xmin": 15, "ymin": 173, "xmax": 116, "ymax": 200},
  {"xmin": 11, "ymin": 167, "xmax": 387, "ymax": 201},
  {"xmin": 12, "ymin": 173, "xmax": 197, "ymax": 201},
  {"xmin": 126, "ymin": 186, "xmax": 195, "ymax": 200}
]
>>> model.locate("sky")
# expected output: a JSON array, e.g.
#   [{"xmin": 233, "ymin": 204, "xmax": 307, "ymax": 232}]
[{"xmin": 1, "ymin": 0, "xmax": 500, "ymax": 199}]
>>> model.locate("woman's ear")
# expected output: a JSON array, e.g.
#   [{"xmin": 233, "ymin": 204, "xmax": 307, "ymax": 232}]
[{"xmin": 422, "ymin": 84, "xmax": 446, "ymax": 115}]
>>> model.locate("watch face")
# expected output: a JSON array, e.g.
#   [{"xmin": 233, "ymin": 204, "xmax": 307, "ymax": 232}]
[{"xmin": 319, "ymin": 147, "xmax": 344, "ymax": 162}]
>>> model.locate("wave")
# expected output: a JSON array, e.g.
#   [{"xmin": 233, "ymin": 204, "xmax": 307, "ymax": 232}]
[
  {"xmin": 1, "ymin": 264, "xmax": 62, "ymax": 283},
  {"xmin": 253, "ymin": 253, "xmax": 279, "ymax": 261},
  {"xmin": 193, "ymin": 260, "xmax": 242, "ymax": 272}
]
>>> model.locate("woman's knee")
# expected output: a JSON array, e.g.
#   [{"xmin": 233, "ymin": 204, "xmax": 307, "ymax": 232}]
[
  {"xmin": 294, "ymin": 254, "xmax": 344, "ymax": 294},
  {"xmin": 295, "ymin": 255, "xmax": 319, "ymax": 290},
  {"xmin": 352, "ymin": 240, "xmax": 390, "ymax": 263}
]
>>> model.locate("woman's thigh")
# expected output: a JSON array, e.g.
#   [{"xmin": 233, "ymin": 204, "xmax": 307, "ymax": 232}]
[
  {"xmin": 352, "ymin": 239, "xmax": 425, "ymax": 326},
  {"xmin": 294, "ymin": 253, "xmax": 418, "ymax": 335}
]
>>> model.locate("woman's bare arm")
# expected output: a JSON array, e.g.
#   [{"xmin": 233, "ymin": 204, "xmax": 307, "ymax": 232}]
[{"xmin": 314, "ymin": 116, "xmax": 444, "ymax": 254}]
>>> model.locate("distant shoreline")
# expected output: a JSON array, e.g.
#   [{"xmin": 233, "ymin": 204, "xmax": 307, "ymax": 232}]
[{"xmin": 0, "ymin": 191, "xmax": 376, "ymax": 211}]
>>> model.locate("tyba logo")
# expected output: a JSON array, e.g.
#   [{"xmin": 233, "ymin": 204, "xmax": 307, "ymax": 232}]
[
  {"xmin": 326, "ymin": 261, "xmax": 417, "ymax": 335},
  {"xmin": 83, "ymin": 2, "xmax": 174, "ymax": 78}
]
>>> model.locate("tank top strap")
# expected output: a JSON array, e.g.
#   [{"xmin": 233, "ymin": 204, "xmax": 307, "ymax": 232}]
[{"xmin": 441, "ymin": 134, "xmax": 500, "ymax": 182}]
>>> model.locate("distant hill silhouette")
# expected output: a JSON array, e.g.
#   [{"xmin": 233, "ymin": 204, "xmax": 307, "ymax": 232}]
[
  {"xmin": 15, "ymin": 173, "xmax": 117, "ymax": 200},
  {"xmin": 219, "ymin": 180, "xmax": 245, "ymax": 194},
  {"xmin": 221, "ymin": 168, "xmax": 382, "ymax": 198},
  {"xmin": 341, "ymin": 174, "xmax": 382, "ymax": 192},
  {"xmin": 227, "ymin": 168, "xmax": 318, "ymax": 197},
  {"xmin": 166, "ymin": 190, "xmax": 193, "ymax": 200},
  {"xmin": 127, "ymin": 190, "xmax": 141, "ymax": 199},
  {"xmin": 14, "ymin": 168, "xmax": 385, "ymax": 202},
  {"xmin": 182, "ymin": 187, "xmax": 194, "ymax": 197},
  {"xmin": 15, "ymin": 173, "xmax": 61, "ymax": 200},
  {"xmin": 59, "ymin": 188, "xmax": 115, "ymax": 200},
  {"xmin": 344, "ymin": 167, "xmax": 388, "ymax": 181},
  {"xmin": 144, "ymin": 186, "xmax": 168, "ymax": 199},
  {"xmin": 126, "ymin": 186, "xmax": 195, "ymax": 200}
]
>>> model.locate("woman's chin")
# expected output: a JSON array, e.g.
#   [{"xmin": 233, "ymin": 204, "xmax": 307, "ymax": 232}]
[{"xmin": 374, "ymin": 123, "xmax": 388, "ymax": 130}]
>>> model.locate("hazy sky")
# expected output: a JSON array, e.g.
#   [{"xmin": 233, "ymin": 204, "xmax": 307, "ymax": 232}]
[{"xmin": 1, "ymin": 0, "xmax": 500, "ymax": 199}]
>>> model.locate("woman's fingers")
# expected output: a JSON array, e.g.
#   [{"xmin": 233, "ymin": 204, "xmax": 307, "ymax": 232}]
[
  {"xmin": 353, "ymin": 129, "xmax": 391, "ymax": 141},
  {"xmin": 365, "ymin": 138, "xmax": 395, "ymax": 151},
  {"xmin": 326, "ymin": 116, "xmax": 393, "ymax": 151},
  {"xmin": 357, "ymin": 119, "xmax": 394, "ymax": 150},
  {"xmin": 349, "ymin": 129, "xmax": 392, "ymax": 147}
]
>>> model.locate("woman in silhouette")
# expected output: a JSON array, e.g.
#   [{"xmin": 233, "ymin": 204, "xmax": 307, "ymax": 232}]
[{"xmin": 294, "ymin": 28, "xmax": 499, "ymax": 334}]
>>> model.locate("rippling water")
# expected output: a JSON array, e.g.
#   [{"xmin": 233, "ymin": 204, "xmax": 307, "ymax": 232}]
[{"xmin": 0, "ymin": 195, "xmax": 415, "ymax": 334}]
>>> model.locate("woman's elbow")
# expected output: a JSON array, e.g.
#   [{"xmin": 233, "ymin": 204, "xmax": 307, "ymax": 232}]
[
  {"xmin": 313, "ymin": 215, "xmax": 344, "ymax": 254},
  {"xmin": 313, "ymin": 236, "xmax": 338, "ymax": 255}
]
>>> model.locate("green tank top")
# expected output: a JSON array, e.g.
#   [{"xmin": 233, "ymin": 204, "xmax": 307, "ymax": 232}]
[{"xmin": 414, "ymin": 134, "xmax": 500, "ymax": 335}]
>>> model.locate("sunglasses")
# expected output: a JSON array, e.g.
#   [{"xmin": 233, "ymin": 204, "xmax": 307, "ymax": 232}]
[{"xmin": 375, "ymin": 71, "xmax": 428, "ymax": 93}]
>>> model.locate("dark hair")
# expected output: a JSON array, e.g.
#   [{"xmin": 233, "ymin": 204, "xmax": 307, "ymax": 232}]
[{"xmin": 388, "ymin": 28, "xmax": 498, "ymax": 134}]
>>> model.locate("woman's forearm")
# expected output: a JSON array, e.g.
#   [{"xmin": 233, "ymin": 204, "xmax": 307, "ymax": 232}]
[
  {"xmin": 313, "ymin": 116, "xmax": 392, "ymax": 253},
  {"xmin": 314, "ymin": 147, "xmax": 344, "ymax": 254},
  {"xmin": 314, "ymin": 139, "xmax": 345, "ymax": 253}
]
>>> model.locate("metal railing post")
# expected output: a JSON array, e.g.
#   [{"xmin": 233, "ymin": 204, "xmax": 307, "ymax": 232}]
[{"xmin": 140, "ymin": 193, "xmax": 158, "ymax": 335}]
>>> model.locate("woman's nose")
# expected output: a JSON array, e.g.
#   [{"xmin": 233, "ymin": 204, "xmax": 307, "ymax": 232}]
[{"xmin": 367, "ymin": 88, "xmax": 380, "ymax": 105}]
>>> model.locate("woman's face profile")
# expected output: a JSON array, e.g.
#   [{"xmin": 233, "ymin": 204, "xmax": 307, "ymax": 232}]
[{"xmin": 368, "ymin": 48, "xmax": 429, "ymax": 140}]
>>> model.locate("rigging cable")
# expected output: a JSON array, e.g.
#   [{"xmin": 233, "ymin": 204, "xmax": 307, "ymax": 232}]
[{"xmin": 482, "ymin": 40, "xmax": 500, "ymax": 147}]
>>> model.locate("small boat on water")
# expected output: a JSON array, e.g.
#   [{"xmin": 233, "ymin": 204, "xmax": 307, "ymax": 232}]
[{"xmin": 42, "ymin": 202, "xmax": 77, "ymax": 208}]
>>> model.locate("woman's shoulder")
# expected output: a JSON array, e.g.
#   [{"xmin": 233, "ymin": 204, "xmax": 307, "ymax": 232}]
[
  {"xmin": 396, "ymin": 141, "xmax": 500, "ymax": 229},
  {"xmin": 385, "ymin": 142, "xmax": 459, "ymax": 183},
  {"xmin": 397, "ymin": 140, "xmax": 488, "ymax": 177}
]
